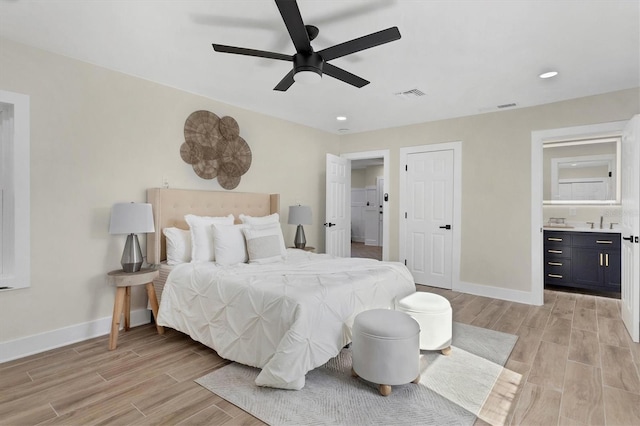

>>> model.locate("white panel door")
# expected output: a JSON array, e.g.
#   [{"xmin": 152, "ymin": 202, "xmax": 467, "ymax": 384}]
[
  {"xmin": 364, "ymin": 186, "xmax": 378, "ymax": 246},
  {"xmin": 325, "ymin": 154, "xmax": 350, "ymax": 257},
  {"xmin": 621, "ymin": 114, "xmax": 640, "ymax": 342},
  {"xmin": 405, "ymin": 150, "xmax": 454, "ymax": 288}
]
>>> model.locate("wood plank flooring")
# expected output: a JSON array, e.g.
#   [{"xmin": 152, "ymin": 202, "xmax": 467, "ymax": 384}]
[
  {"xmin": 351, "ymin": 242, "xmax": 382, "ymax": 260},
  {"xmin": 1, "ymin": 287, "xmax": 639, "ymax": 425}
]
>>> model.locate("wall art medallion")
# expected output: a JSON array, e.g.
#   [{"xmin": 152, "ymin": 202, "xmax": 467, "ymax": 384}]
[{"xmin": 180, "ymin": 110, "xmax": 252, "ymax": 190}]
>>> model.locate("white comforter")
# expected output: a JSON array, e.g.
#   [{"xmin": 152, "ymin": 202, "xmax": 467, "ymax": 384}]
[{"xmin": 157, "ymin": 249, "xmax": 415, "ymax": 390}]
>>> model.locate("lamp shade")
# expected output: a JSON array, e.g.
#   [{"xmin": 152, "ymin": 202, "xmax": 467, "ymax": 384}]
[
  {"xmin": 288, "ymin": 205, "xmax": 312, "ymax": 225},
  {"xmin": 109, "ymin": 202, "xmax": 155, "ymax": 235}
]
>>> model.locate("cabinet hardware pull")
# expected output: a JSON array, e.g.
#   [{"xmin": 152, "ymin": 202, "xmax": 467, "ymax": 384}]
[
  {"xmin": 548, "ymin": 237, "xmax": 563, "ymax": 242},
  {"xmin": 548, "ymin": 262, "xmax": 563, "ymax": 266},
  {"xmin": 599, "ymin": 253, "xmax": 603, "ymax": 266},
  {"xmin": 548, "ymin": 249, "xmax": 562, "ymax": 254},
  {"xmin": 596, "ymin": 240, "xmax": 612, "ymax": 244},
  {"xmin": 548, "ymin": 274, "xmax": 563, "ymax": 278},
  {"xmin": 605, "ymin": 253, "xmax": 609, "ymax": 267}
]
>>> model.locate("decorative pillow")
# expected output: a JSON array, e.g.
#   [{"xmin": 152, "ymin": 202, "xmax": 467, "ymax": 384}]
[
  {"xmin": 163, "ymin": 227, "xmax": 192, "ymax": 265},
  {"xmin": 239, "ymin": 212, "xmax": 280, "ymax": 226},
  {"xmin": 212, "ymin": 223, "xmax": 248, "ymax": 266},
  {"xmin": 185, "ymin": 214, "xmax": 234, "ymax": 262},
  {"xmin": 242, "ymin": 222, "xmax": 287, "ymax": 264}
]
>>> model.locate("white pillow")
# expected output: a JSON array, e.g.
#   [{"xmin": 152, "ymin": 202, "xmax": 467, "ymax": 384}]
[
  {"xmin": 242, "ymin": 222, "xmax": 287, "ymax": 264},
  {"xmin": 185, "ymin": 214, "xmax": 234, "ymax": 262},
  {"xmin": 212, "ymin": 223, "xmax": 248, "ymax": 266},
  {"xmin": 239, "ymin": 213, "xmax": 280, "ymax": 226},
  {"xmin": 163, "ymin": 227, "xmax": 192, "ymax": 265}
]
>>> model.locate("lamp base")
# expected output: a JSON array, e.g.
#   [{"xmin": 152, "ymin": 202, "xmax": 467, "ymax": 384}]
[
  {"xmin": 121, "ymin": 234, "xmax": 143, "ymax": 273},
  {"xmin": 294, "ymin": 224, "xmax": 306, "ymax": 249}
]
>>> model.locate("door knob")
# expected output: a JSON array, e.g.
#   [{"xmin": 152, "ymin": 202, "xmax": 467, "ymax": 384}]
[
  {"xmin": 623, "ymin": 235, "xmax": 633, "ymax": 242},
  {"xmin": 323, "ymin": 222, "xmax": 336, "ymax": 227},
  {"xmin": 439, "ymin": 225, "xmax": 452, "ymax": 230}
]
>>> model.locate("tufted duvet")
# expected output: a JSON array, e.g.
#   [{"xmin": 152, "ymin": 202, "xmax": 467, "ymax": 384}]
[{"xmin": 157, "ymin": 249, "xmax": 415, "ymax": 389}]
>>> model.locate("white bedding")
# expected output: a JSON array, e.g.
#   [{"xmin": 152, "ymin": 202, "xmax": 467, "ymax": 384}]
[{"xmin": 157, "ymin": 249, "xmax": 415, "ymax": 390}]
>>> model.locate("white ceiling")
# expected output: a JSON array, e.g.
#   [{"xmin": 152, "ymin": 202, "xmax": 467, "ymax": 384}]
[{"xmin": 1, "ymin": 0, "xmax": 638, "ymax": 134}]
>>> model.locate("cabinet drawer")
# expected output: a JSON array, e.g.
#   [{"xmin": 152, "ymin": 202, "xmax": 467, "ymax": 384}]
[
  {"xmin": 572, "ymin": 233, "xmax": 620, "ymax": 248},
  {"xmin": 545, "ymin": 247, "xmax": 571, "ymax": 258},
  {"xmin": 545, "ymin": 259, "xmax": 571, "ymax": 280}
]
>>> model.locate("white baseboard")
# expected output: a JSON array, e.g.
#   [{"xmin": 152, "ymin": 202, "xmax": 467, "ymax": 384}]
[
  {"xmin": 453, "ymin": 280, "xmax": 542, "ymax": 306},
  {"xmin": 0, "ymin": 309, "xmax": 151, "ymax": 363}
]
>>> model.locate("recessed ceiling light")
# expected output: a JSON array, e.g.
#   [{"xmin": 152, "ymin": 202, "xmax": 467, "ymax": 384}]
[
  {"xmin": 336, "ymin": 116, "xmax": 347, "ymax": 121},
  {"xmin": 539, "ymin": 71, "xmax": 559, "ymax": 79}
]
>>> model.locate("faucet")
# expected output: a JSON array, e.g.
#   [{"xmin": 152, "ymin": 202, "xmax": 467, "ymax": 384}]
[{"xmin": 600, "ymin": 216, "xmax": 604, "ymax": 229}]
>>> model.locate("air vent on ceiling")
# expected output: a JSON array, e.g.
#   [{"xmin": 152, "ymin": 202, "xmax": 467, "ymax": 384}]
[
  {"xmin": 497, "ymin": 102, "xmax": 517, "ymax": 109},
  {"xmin": 394, "ymin": 88, "xmax": 426, "ymax": 100}
]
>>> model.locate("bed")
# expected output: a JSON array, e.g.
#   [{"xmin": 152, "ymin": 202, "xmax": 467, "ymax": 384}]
[{"xmin": 147, "ymin": 188, "xmax": 416, "ymax": 390}]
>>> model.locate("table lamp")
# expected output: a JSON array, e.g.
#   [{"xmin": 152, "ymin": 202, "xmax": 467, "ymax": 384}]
[
  {"xmin": 109, "ymin": 202, "xmax": 155, "ymax": 272},
  {"xmin": 288, "ymin": 205, "xmax": 312, "ymax": 249}
]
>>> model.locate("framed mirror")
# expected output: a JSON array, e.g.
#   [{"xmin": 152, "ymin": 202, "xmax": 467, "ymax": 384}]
[{"xmin": 543, "ymin": 137, "xmax": 621, "ymax": 204}]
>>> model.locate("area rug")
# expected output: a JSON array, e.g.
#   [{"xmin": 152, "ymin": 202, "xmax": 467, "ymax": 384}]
[{"xmin": 196, "ymin": 323, "xmax": 521, "ymax": 426}]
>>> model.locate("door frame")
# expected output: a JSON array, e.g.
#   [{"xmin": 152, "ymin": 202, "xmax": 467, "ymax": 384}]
[
  {"xmin": 342, "ymin": 150, "xmax": 389, "ymax": 260},
  {"xmin": 399, "ymin": 142, "xmax": 462, "ymax": 290},
  {"xmin": 531, "ymin": 120, "xmax": 628, "ymax": 306}
]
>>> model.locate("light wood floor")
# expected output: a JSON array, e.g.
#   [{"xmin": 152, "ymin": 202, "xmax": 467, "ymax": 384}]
[
  {"xmin": 351, "ymin": 241, "xmax": 382, "ymax": 260},
  {"xmin": 1, "ymin": 287, "xmax": 639, "ymax": 425}
]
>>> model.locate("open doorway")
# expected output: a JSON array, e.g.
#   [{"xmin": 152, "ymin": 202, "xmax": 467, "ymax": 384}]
[{"xmin": 341, "ymin": 150, "xmax": 389, "ymax": 261}]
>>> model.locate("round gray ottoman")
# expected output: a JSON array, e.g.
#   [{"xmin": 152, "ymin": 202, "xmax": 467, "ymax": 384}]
[{"xmin": 351, "ymin": 309, "xmax": 421, "ymax": 396}]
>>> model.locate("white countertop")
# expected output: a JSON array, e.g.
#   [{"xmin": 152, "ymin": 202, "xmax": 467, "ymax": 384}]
[{"xmin": 543, "ymin": 225, "xmax": 621, "ymax": 234}]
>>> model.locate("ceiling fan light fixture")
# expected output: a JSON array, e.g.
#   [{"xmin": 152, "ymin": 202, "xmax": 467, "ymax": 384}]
[
  {"xmin": 293, "ymin": 53, "xmax": 323, "ymax": 84},
  {"xmin": 294, "ymin": 70, "xmax": 322, "ymax": 84}
]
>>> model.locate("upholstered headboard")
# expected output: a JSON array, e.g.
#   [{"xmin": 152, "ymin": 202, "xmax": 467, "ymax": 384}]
[{"xmin": 146, "ymin": 188, "xmax": 280, "ymax": 265}]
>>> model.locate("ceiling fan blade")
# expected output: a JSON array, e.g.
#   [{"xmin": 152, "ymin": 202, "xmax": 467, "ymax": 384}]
[
  {"xmin": 323, "ymin": 63, "xmax": 369, "ymax": 88},
  {"xmin": 318, "ymin": 27, "xmax": 401, "ymax": 61},
  {"xmin": 275, "ymin": 0, "xmax": 312, "ymax": 54},
  {"xmin": 212, "ymin": 44, "xmax": 292, "ymax": 61},
  {"xmin": 274, "ymin": 69, "xmax": 296, "ymax": 91}
]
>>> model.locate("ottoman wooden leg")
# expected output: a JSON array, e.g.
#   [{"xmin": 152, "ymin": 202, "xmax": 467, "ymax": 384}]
[
  {"xmin": 351, "ymin": 367, "xmax": 359, "ymax": 378},
  {"xmin": 379, "ymin": 384, "xmax": 392, "ymax": 396},
  {"xmin": 441, "ymin": 346, "xmax": 452, "ymax": 356},
  {"xmin": 412, "ymin": 375, "xmax": 421, "ymax": 384}
]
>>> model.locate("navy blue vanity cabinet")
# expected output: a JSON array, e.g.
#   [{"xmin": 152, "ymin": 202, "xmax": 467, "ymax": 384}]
[
  {"xmin": 544, "ymin": 231, "xmax": 572, "ymax": 287},
  {"xmin": 544, "ymin": 230, "xmax": 621, "ymax": 293},
  {"xmin": 572, "ymin": 233, "xmax": 621, "ymax": 291}
]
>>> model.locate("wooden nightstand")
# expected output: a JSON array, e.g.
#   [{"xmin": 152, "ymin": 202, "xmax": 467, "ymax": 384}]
[{"xmin": 107, "ymin": 268, "xmax": 163, "ymax": 350}]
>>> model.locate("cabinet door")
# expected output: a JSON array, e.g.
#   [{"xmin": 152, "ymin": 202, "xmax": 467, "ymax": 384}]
[
  {"xmin": 604, "ymin": 250, "xmax": 621, "ymax": 289},
  {"xmin": 572, "ymin": 248, "xmax": 604, "ymax": 287}
]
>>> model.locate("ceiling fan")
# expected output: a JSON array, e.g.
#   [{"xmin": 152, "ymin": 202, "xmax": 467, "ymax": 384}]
[{"xmin": 212, "ymin": 0, "xmax": 401, "ymax": 91}]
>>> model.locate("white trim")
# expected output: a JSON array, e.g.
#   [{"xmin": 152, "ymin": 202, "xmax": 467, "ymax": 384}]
[
  {"xmin": 455, "ymin": 280, "xmax": 534, "ymax": 305},
  {"xmin": 531, "ymin": 120, "xmax": 628, "ymax": 307},
  {"xmin": 0, "ymin": 90, "xmax": 30, "ymax": 291},
  {"xmin": 399, "ymin": 142, "xmax": 462, "ymax": 291},
  {"xmin": 0, "ymin": 309, "xmax": 151, "ymax": 363},
  {"xmin": 341, "ymin": 150, "xmax": 390, "ymax": 260}
]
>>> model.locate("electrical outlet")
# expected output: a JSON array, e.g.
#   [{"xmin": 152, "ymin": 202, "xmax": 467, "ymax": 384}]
[
  {"xmin": 569, "ymin": 207, "xmax": 576, "ymax": 216},
  {"xmin": 162, "ymin": 176, "xmax": 169, "ymax": 188}
]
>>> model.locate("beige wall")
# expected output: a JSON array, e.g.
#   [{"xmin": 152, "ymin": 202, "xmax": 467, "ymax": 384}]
[
  {"xmin": 0, "ymin": 38, "xmax": 339, "ymax": 342},
  {"xmin": 339, "ymin": 88, "xmax": 640, "ymax": 293},
  {"xmin": 351, "ymin": 165, "xmax": 383, "ymax": 189}
]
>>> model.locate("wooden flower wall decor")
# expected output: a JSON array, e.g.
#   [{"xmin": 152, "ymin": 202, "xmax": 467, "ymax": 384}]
[{"xmin": 180, "ymin": 110, "xmax": 252, "ymax": 190}]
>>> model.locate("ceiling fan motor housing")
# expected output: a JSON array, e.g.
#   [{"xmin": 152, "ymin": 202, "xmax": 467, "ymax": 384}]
[{"xmin": 294, "ymin": 52, "xmax": 323, "ymax": 78}]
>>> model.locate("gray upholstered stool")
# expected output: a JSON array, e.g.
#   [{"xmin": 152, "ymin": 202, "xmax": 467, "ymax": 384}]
[
  {"xmin": 351, "ymin": 309, "xmax": 421, "ymax": 396},
  {"xmin": 397, "ymin": 292, "xmax": 453, "ymax": 355}
]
